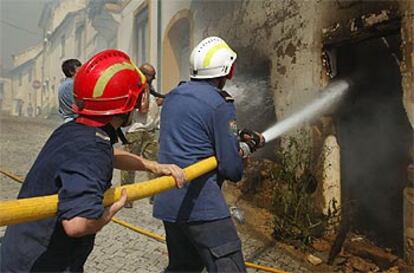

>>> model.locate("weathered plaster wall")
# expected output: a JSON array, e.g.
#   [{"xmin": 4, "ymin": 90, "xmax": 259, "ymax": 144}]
[
  {"xmin": 191, "ymin": 1, "xmax": 320, "ymax": 121},
  {"xmin": 190, "ymin": 0, "xmax": 404, "ymax": 131}
]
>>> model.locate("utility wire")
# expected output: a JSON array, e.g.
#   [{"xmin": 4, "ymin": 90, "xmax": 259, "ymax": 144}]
[{"xmin": 0, "ymin": 19, "xmax": 40, "ymax": 36}]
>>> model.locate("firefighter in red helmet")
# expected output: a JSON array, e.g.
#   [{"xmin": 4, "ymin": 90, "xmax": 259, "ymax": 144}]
[{"xmin": 0, "ymin": 49, "xmax": 185, "ymax": 273}]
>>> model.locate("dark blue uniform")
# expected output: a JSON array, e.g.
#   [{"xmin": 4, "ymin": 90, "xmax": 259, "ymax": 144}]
[
  {"xmin": 0, "ymin": 122, "xmax": 114, "ymax": 272},
  {"xmin": 153, "ymin": 80, "xmax": 246, "ymax": 272}
]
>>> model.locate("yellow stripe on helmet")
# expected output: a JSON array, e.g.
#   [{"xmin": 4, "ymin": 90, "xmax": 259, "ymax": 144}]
[
  {"xmin": 203, "ymin": 42, "xmax": 233, "ymax": 68},
  {"xmin": 93, "ymin": 62, "xmax": 136, "ymax": 98},
  {"xmin": 129, "ymin": 59, "xmax": 147, "ymax": 86}
]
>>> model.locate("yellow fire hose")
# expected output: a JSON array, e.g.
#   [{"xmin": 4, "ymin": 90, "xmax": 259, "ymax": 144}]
[
  {"xmin": 0, "ymin": 164, "xmax": 290, "ymax": 273},
  {"xmin": 0, "ymin": 157, "xmax": 218, "ymax": 226}
]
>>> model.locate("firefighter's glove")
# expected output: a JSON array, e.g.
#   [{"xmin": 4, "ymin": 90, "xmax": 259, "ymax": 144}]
[{"xmin": 239, "ymin": 129, "xmax": 265, "ymax": 158}]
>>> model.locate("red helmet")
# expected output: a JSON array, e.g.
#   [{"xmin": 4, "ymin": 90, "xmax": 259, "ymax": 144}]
[{"xmin": 73, "ymin": 49, "xmax": 146, "ymax": 127}]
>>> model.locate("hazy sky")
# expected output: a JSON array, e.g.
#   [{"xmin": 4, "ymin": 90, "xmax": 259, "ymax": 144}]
[{"xmin": 0, "ymin": 0, "xmax": 48, "ymax": 74}]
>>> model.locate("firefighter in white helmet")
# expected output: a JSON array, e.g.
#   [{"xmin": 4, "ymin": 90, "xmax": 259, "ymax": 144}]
[{"xmin": 153, "ymin": 36, "xmax": 264, "ymax": 272}]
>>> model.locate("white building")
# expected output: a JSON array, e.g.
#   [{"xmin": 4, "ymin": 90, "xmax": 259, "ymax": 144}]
[
  {"xmin": 115, "ymin": 0, "xmax": 194, "ymax": 92},
  {"xmin": 10, "ymin": 43, "xmax": 43, "ymax": 117},
  {"xmin": 37, "ymin": 0, "xmax": 119, "ymax": 116},
  {"xmin": 0, "ymin": 77, "xmax": 13, "ymax": 114}
]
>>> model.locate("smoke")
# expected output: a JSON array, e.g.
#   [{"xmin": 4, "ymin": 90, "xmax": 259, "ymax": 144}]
[
  {"xmin": 1, "ymin": 1, "xmax": 46, "ymax": 73},
  {"xmin": 226, "ymin": 79, "xmax": 272, "ymax": 114},
  {"xmin": 262, "ymin": 80, "xmax": 349, "ymax": 143},
  {"xmin": 226, "ymin": 72, "xmax": 277, "ymax": 159}
]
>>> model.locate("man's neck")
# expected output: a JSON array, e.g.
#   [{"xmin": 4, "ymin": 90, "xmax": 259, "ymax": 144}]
[
  {"xmin": 191, "ymin": 79, "xmax": 220, "ymax": 88},
  {"xmin": 110, "ymin": 119, "xmax": 122, "ymax": 130},
  {"xmin": 99, "ymin": 123, "xmax": 118, "ymax": 145}
]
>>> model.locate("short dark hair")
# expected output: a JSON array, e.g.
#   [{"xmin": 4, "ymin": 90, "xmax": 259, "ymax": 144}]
[{"xmin": 62, "ymin": 59, "xmax": 82, "ymax": 78}]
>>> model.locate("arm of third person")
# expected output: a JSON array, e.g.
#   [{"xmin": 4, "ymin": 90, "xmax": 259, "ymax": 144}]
[{"xmin": 113, "ymin": 148, "xmax": 185, "ymax": 188}]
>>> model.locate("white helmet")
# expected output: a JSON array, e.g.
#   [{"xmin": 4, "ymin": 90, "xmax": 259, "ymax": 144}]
[{"xmin": 190, "ymin": 36, "xmax": 237, "ymax": 79}]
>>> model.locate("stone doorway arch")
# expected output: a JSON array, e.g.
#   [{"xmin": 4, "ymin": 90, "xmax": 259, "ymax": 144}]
[{"xmin": 162, "ymin": 10, "xmax": 193, "ymax": 92}]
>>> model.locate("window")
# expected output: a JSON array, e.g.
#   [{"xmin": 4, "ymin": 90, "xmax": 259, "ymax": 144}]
[
  {"xmin": 61, "ymin": 35, "xmax": 66, "ymax": 58},
  {"xmin": 18, "ymin": 73, "xmax": 22, "ymax": 86},
  {"xmin": 28, "ymin": 67, "xmax": 33, "ymax": 83},
  {"xmin": 134, "ymin": 7, "xmax": 149, "ymax": 64},
  {"xmin": 0, "ymin": 83, "xmax": 4, "ymax": 98},
  {"xmin": 75, "ymin": 25, "xmax": 84, "ymax": 57},
  {"xmin": 33, "ymin": 66, "xmax": 37, "ymax": 82}
]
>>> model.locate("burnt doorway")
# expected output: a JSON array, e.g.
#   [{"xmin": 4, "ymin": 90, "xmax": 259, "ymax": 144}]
[{"xmin": 334, "ymin": 33, "xmax": 412, "ymax": 255}]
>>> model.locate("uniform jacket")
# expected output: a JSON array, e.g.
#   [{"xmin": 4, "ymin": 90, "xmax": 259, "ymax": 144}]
[
  {"xmin": 153, "ymin": 80, "xmax": 243, "ymax": 222},
  {"xmin": 0, "ymin": 122, "xmax": 114, "ymax": 272}
]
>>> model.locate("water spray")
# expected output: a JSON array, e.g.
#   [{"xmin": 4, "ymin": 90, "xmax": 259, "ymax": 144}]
[{"xmin": 261, "ymin": 80, "xmax": 350, "ymax": 143}]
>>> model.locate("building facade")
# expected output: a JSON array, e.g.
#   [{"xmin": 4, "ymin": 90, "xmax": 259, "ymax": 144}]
[
  {"xmin": 9, "ymin": 43, "xmax": 43, "ymax": 117},
  {"xmin": 7, "ymin": 0, "xmax": 120, "ymax": 117},
  {"xmin": 0, "ymin": 77, "xmax": 13, "ymax": 114}
]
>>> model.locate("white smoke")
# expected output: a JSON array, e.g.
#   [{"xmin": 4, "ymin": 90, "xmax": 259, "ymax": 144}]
[
  {"xmin": 226, "ymin": 77, "xmax": 275, "ymax": 131},
  {"xmin": 225, "ymin": 75, "xmax": 277, "ymax": 159}
]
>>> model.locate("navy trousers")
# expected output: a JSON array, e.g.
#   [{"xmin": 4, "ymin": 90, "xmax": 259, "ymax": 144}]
[{"xmin": 163, "ymin": 217, "xmax": 246, "ymax": 273}]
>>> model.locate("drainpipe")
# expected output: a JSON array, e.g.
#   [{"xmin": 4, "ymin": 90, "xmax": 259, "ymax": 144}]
[
  {"xmin": 404, "ymin": 164, "xmax": 414, "ymax": 265},
  {"xmin": 157, "ymin": 0, "xmax": 162, "ymax": 91},
  {"xmin": 41, "ymin": 34, "xmax": 45, "ymax": 112}
]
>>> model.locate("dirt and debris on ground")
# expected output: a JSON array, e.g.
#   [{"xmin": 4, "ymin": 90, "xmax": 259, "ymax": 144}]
[
  {"xmin": 306, "ymin": 254, "xmax": 323, "ymax": 266},
  {"xmin": 224, "ymin": 157, "xmax": 414, "ymax": 273},
  {"xmin": 344, "ymin": 234, "xmax": 399, "ymax": 269}
]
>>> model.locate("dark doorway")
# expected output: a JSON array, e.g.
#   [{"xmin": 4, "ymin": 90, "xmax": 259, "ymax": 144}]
[{"xmin": 334, "ymin": 33, "xmax": 412, "ymax": 255}]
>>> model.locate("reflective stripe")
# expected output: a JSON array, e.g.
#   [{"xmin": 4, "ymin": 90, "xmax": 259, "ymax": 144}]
[
  {"xmin": 93, "ymin": 62, "xmax": 136, "ymax": 98},
  {"xmin": 130, "ymin": 59, "xmax": 147, "ymax": 86},
  {"xmin": 96, "ymin": 132, "xmax": 110, "ymax": 141},
  {"xmin": 203, "ymin": 43, "xmax": 232, "ymax": 68}
]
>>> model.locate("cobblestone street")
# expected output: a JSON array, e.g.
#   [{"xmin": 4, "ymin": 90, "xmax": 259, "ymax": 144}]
[{"xmin": 0, "ymin": 115, "xmax": 313, "ymax": 273}]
